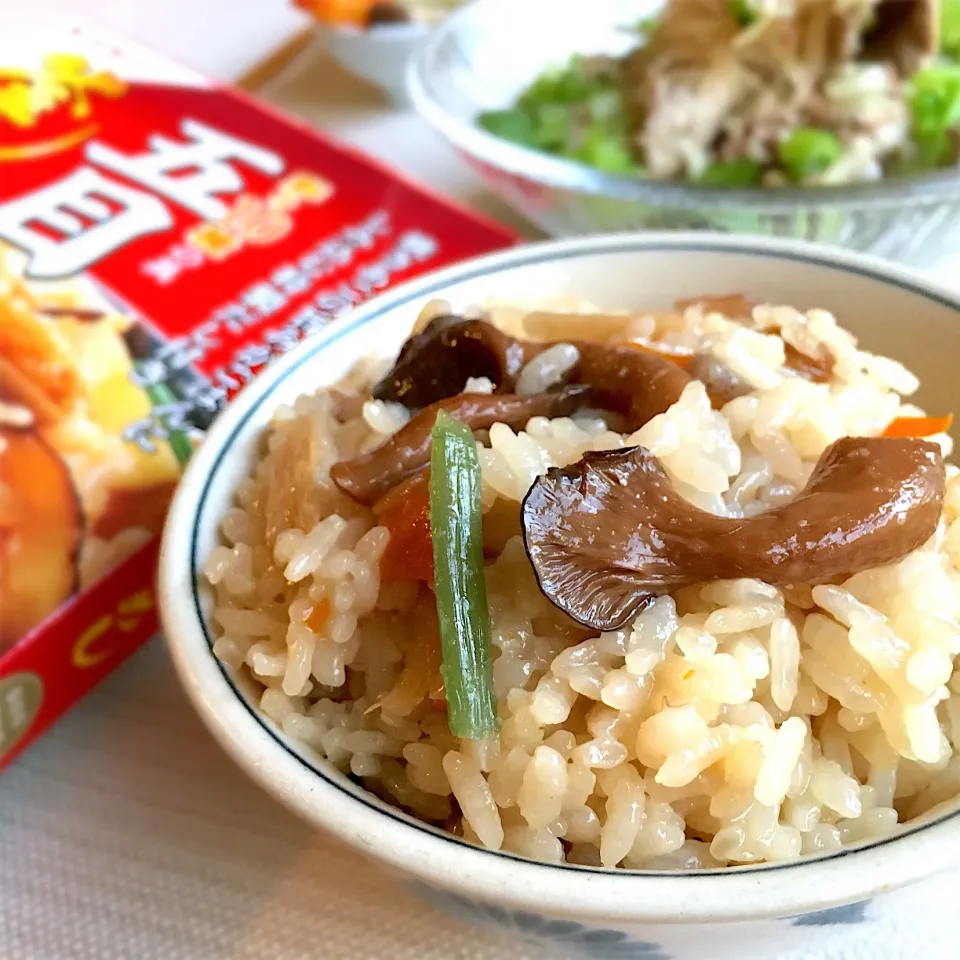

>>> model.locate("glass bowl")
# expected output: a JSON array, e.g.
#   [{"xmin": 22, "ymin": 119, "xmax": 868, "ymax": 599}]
[{"xmin": 407, "ymin": 0, "xmax": 960, "ymax": 264}]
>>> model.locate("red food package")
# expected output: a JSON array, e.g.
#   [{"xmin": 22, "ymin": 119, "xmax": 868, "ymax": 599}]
[{"xmin": 0, "ymin": 19, "xmax": 516, "ymax": 769}]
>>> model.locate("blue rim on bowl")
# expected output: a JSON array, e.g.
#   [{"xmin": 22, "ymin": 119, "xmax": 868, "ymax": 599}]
[{"xmin": 159, "ymin": 232, "xmax": 960, "ymax": 924}]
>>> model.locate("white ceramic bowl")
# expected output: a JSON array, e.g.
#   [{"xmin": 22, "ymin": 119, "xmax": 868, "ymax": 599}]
[
  {"xmin": 159, "ymin": 234, "xmax": 960, "ymax": 960},
  {"xmin": 323, "ymin": 21, "xmax": 432, "ymax": 107}
]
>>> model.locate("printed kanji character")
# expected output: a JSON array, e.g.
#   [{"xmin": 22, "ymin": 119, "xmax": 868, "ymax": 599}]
[
  {"xmin": 0, "ymin": 54, "xmax": 125, "ymax": 128},
  {"xmin": 212, "ymin": 367, "xmax": 243, "ymax": 393},
  {"xmin": 269, "ymin": 171, "xmax": 334, "ymax": 211},
  {"xmin": 3, "ymin": 685, "xmax": 27, "ymax": 728},
  {"xmin": 122, "ymin": 417, "xmax": 162, "ymax": 455},
  {"xmin": 224, "ymin": 195, "xmax": 290, "ymax": 246},
  {"xmin": 211, "ymin": 302, "xmax": 253, "ymax": 335},
  {"xmin": 170, "ymin": 243, "xmax": 205, "ymax": 268},
  {"xmin": 228, "ymin": 361, "xmax": 256, "ymax": 386},
  {"xmin": 187, "ymin": 221, "xmax": 241, "ymax": 260},
  {"xmin": 71, "ymin": 614, "xmax": 114, "ymax": 668},
  {"xmin": 0, "ymin": 167, "xmax": 172, "ymax": 280},
  {"xmin": 272, "ymin": 264, "xmax": 310, "ymax": 297},
  {"xmin": 264, "ymin": 325, "xmax": 300, "ymax": 357},
  {"xmin": 182, "ymin": 379, "xmax": 228, "ymax": 416},
  {"xmin": 127, "ymin": 356, "xmax": 168, "ymax": 390},
  {"xmin": 117, "ymin": 588, "xmax": 154, "ymax": 632},
  {"xmin": 315, "ymin": 285, "xmax": 361, "ymax": 315},
  {"xmin": 233, "ymin": 343, "xmax": 271, "ymax": 374},
  {"xmin": 288, "ymin": 304, "xmax": 331, "ymax": 339},
  {"xmin": 87, "ymin": 119, "xmax": 285, "ymax": 220},
  {"xmin": 242, "ymin": 281, "xmax": 286, "ymax": 318},
  {"xmin": 299, "ymin": 247, "xmax": 333, "ymax": 281},
  {"xmin": 157, "ymin": 337, "xmax": 201, "ymax": 373},
  {"xmin": 323, "ymin": 239, "xmax": 354, "ymax": 267},
  {"xmin": 401, "ymin": 230, "xmax": 439, "ymax": 261},
  {"xmin": 382, "ymin": 247, "xmax": 413, "ymax": 274},
  {"xmin": 155, "ymin": 399, "xmax": 195, "ymax": 434},
  {"xmin": 188, "ymin": 320, "xmax": 222, "ymax": 356},
  {"xmin": 353, "ymin": 262, "xmax": 391, "ymax": 295},
  {"xmin": 344, "ymin": 211, "xmax": 389, "ymax": 251},
  {"xmin": 141, "ymin": 255, "xmax": 183, "ymax": 286}
]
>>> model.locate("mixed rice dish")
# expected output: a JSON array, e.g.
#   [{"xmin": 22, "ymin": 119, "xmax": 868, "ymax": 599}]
[{"xmin": 204, "ymin": 294, "xmax": 960, "ymax": 869}]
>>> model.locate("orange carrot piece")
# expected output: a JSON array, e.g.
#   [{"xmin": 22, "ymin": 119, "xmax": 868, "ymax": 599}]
[
  {"xmin": 883, "ymin": 415, "xmax": 953, "ymax": 439},
  {"xmin": 294, "ymin": 0, "xmax": 374, "ymax": 26},
  {"xmin": 376, "ymin": 473, "xmax": 434, "ymax": 583},
  {"xmin": 306, "ymin": 597, "xmax": 332, "ymax": 633}
]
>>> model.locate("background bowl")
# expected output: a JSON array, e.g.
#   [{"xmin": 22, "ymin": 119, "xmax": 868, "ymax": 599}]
[
  {"xmin": 323, "ymin": 20, "xmax": 432, "ymax": 107},
  {"xmin": 160, "ymin": 234, "xmax": 960, "ymax": 959},
  {"xmin": 407, "ymin": 0, "xmax": 960, "ymax": 265}
]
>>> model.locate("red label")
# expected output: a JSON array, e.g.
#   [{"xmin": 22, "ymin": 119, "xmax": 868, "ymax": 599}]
[{"xmin": 0, "ymin": 48, "xmax": 516, "ymax": 768}]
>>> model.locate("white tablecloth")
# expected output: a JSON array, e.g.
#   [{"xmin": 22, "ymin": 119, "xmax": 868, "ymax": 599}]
[{"xmin": 3, "ymin": 39, "xmax": 959, "ymax": 960}]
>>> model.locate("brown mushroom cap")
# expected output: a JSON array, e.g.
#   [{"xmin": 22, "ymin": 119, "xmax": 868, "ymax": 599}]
[
  {"xmin": 522, "ymin": 436, "xmax": 946, "ymax": 631},
  {"xmin": 372, "ymin": 316, "xmax": 537, "ymax": 407},
  {"xmin": 330, "ymin": 387, "xmax": 590, "ymax": 505},
  {"xmin": 372, "ymin": 315, "xmax": 692, "ymax": 431}
]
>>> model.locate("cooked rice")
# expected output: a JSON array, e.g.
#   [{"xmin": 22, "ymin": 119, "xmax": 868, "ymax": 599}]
[{"xmin": 204, "ymin": 297, "xmax": 960, "ymax": 869}]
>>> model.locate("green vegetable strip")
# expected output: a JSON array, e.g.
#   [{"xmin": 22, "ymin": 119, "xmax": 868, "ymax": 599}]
[
  {"xmin": 429, "ymin": 410, "xmax": 498, "ymax": 740},
  {"xmin": 777, "ymin": 127, "xmax": 844, "ymax": 182},
  {"xmin": 143, "ymin": 378, "xmax": 194, "ymax": 467}
]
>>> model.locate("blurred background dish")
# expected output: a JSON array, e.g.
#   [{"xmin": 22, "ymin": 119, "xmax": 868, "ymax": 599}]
[
  {"xmin": 408, "ymin": 0, "xmax": 960, "ymax": 263},
  {"xmin": 297, "ymin": 0, "xmax": 466, "ymax": 105}
]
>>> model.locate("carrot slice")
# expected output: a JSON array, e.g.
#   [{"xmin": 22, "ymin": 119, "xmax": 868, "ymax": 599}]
[
  {"xmin": 306, "ymin": 597, "xmax": 332, "ymax": 633},
  {"xmin": 295, "ymin": 0, "xmax": 374, "ymax": 26},
  {"xmin": 375, "ymin": 471, "xmax": 434, "ymax": 583},
  {"xmin": 883, "ymin": 415, "xmax": 953, "ymax": 439}
]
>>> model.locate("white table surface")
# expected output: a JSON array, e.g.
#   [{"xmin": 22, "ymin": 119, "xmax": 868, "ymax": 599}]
[{"xmin": 3, "ymin": 28, "xmax": 960, "ymax": 960}]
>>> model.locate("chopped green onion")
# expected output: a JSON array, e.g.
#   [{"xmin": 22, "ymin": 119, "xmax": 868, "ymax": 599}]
[
  {"xmin": 532, "ymin": 102, "xmax": 572, "ymax": 150},
  {"xmin": 519, "ymin": 57, "xmax": 594, "ymax": 109},
  {"xmin": 429, "ymin": 410, "xmax": 498, "ymax": 740},
  {"xmin": 570, "ymin": 125, "xmax": 638, "ymax": 173},
  {"xmin": 908, "ymin": 65, "xmax": 960, "ymax": 171},
  {"xmin": 587, "ymin": 88, "xmax": 623, "ymax": 124},
  {"xmin": 910, "ymin": 65, "xmax": 960, "ymax": 134},
  {"xmin": 143, "ymin": 378, "xmax": 194, "ymax": 467},
  {"xmin": 478, "ymin": 108, "xmax": 537, "ymax": 147},
  {"xmin": 778, "ymin": 128, "xmax": 844, "ymax": 182},
  {"xmin": 943, "ymin": 0, "xmax": 960, "ymax": 61},
  {"xmin": 698, "ymin": 158, "xmax": 763, "ymax": 186},
  {"xmin": 727, "ymin": 0, "xmax": 758, "ymax": 27},
  {"xmin": 635, "ymin": 16, "xmax": 659, "ymax": 39}
]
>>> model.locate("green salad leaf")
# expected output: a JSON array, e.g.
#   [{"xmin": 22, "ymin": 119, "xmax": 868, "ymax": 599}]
[
  {"xmin": 636, "ymin": 15, "xmax": 660, "ymax": 39},
  {"xmin": 478, "ymin": 53, "xmax": 637, "ymax": 174},
  {"xmin": 727, "ymin": 0, "xmax": 758, "ymax": 27},
  {"xmin": 942, "ymin": 0, "xmax": 960, "ymax": 61},
  {"xmin": 698, "ymin": 158, "xmax": 763, "ymax": 186},
  {"xmin": 568, "ymin": 126, "xmax": 638, "ymax": 172},
  {"xmin": 478, "ymin": 108, "xmax": 537, "ymax": 147},
  {"xmin": 907, "ymin": 64, "xmax": 960, "ymax": 169},
  {"xmin": 778, "ymin": 128, "xmax": 844, "ymax": 182}
]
